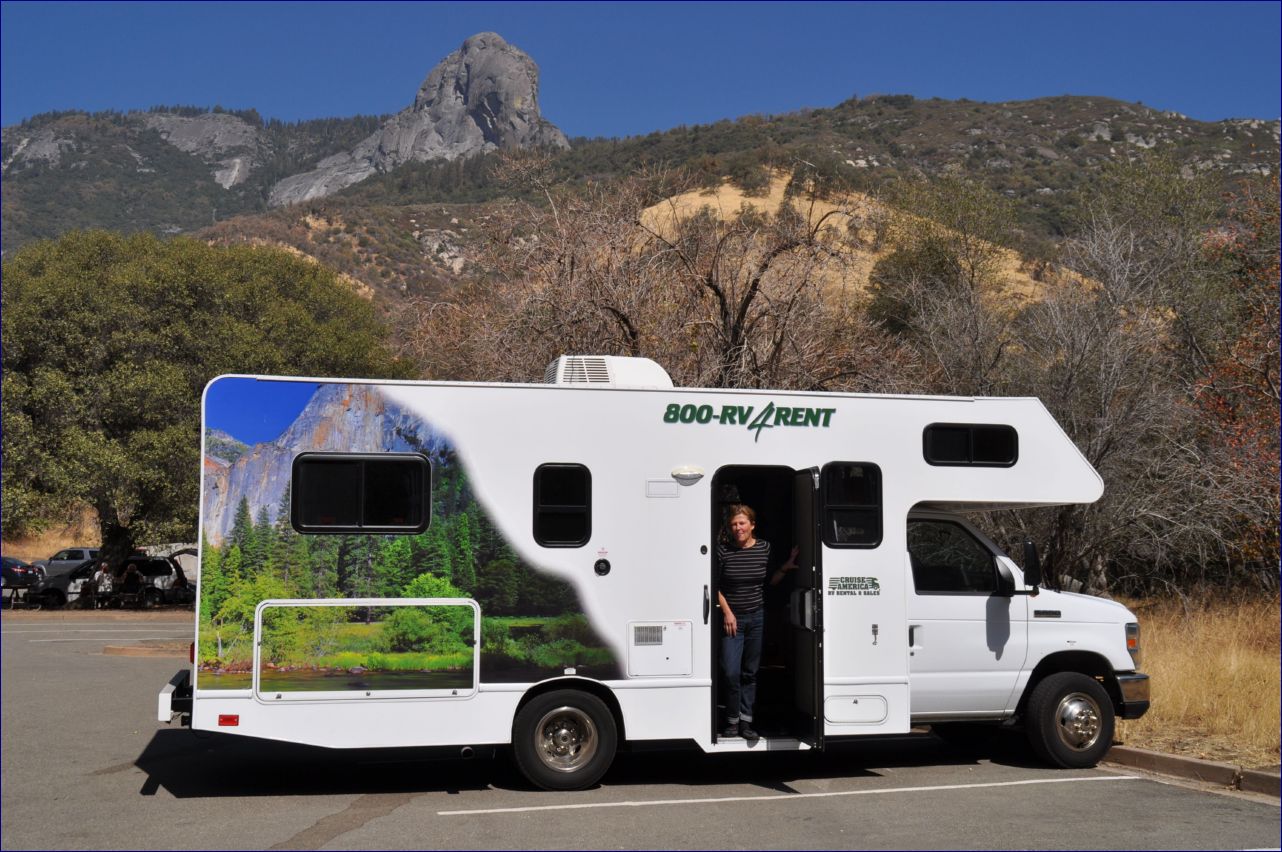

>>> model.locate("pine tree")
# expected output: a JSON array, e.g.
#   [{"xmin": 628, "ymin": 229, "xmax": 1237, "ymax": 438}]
[
  {"xmin": 270, "ymin": 484, "xmax": 297, "ymax": 587},
  {"xmin": 412, "ymin": 525, "xmax": 454, "ymax": 583},
  {"xmin": 451, "ymin": 513, "xmax": 477, "ymax": 594},
  {"xmin": 374, "ymin": 537, "xmax": 413, "ymax": 596},
  {"xmin": 229, "ymin": 497, "xmax": 254, "ymax": 558},
  {"xmin": 247, "ymin": 505, "xmax": 271, "ymax": 575}
]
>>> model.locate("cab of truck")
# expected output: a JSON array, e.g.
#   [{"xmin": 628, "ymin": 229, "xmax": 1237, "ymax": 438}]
[{"xmin": 906, "ymin": 509, "xmax": 1148, "ymax": 767}]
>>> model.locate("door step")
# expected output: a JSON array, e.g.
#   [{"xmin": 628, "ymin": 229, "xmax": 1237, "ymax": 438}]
[{"xmin": 703, "ymin": 737, "xmax": 813, "ymax": 753}]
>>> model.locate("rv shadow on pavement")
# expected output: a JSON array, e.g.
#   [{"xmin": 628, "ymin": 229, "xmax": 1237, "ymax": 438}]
[{"xmin": 133, "ymin": 729, "xmax": 1040, "ymax": 798}]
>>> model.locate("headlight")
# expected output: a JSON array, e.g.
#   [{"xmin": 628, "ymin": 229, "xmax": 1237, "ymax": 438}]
[{"xmin": 1125, "ymin": 622, "xmax": 1141, "ymax": 669}]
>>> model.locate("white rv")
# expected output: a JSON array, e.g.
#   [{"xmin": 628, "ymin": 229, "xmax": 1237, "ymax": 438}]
[{"xmin": 159, "ymin": 356, "xmax": 1149, "ymax": 790}]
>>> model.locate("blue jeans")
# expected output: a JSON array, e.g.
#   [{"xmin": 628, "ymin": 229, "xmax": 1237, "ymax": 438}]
[{"xmin": 720, "ymin": 608, "xmax": 763, "ymax": 723}]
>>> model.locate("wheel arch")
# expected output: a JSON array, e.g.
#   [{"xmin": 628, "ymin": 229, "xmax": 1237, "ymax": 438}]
[
  {"xmin": 514, "ymin": 677, "xmax": 626, "ymax": 744},
  {"xmin": 1018, "ymin": 651, "xmax": 1122, "ymax": 718}
]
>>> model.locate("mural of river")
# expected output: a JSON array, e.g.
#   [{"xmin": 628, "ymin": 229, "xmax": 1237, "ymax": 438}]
[{"xmin": 260, "ymin": 669, "xmax": 474, "ymax": 693}]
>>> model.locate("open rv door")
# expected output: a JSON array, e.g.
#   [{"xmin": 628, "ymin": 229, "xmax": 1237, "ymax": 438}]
[{"xmin": 791, "ymin": 468, "xmax": 824, "ymax": 748}]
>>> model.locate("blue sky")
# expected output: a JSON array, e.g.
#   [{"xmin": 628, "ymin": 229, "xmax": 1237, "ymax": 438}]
[
  {"xmin": 2, "ymin": 2, "xmax": 1278, "ymax": 136},
  {"xmin": 205, "ymin": 377, "xmax": 318, "ymax": 445}
]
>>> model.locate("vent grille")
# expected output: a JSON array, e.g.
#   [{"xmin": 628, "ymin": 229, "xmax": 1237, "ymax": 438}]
[
  {"xmin": 543, "ymin": 360, "xmax": 560, "ymax": 384},
  {"xmin": 562, "ymin": 356, "xmax": 610, "ymax": 384},
  {"xmin": 633, "ymin": 625, "xmax": 664, "ymax": 646}
]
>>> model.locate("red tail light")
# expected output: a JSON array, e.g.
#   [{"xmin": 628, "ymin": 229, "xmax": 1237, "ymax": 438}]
[{"xmin": 218, "ymin": 715, "xmax": 239, "ymax": 727}]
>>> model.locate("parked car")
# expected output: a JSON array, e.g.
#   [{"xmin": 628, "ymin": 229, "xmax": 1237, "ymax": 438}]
[
  {"xmin": 31, "ymin": 559, "xmax": 97, "ymax": 608},
  {"xmin": 2, "ymin": 556, "xmax": 40, "ymax": 589},
  {"xmin": 31, "ymin": 550, "xmax": 196, "ymax": 609},
  {"xmin": 119, "ymin": 551, "xmax": 196, "ymax": 606},
  {"xmin": 32, "ymin": 547, "xmax": 100, "ymax": 577}
]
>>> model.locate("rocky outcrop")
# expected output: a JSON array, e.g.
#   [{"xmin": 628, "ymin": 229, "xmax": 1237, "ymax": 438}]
[
  {"xmin": 143, "ymin": 113, "xmax": 264, "ymax": 188},
  {"xmin": 1, "ymin": 127, "xmax": 75, "ymax": 172},
  {"xmin": 202, "ymin": 384, "xmax": 448, "ymax": 546},
  {"xmin": 268, "ymin": 32, "xmax": 567, "ymax": 206}
]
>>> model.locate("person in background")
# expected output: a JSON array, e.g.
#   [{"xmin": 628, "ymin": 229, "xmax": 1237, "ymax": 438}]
[{"xmin": 92, "ymin": 561, "xmax": 114, "ymax": 608}]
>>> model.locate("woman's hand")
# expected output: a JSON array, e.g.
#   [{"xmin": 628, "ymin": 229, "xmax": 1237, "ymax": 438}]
[
  {"xmin": 723, "ymin": 608, "xmax": 737, "ymax": 637},
  {"xmin": 787, "ymin": 545, "xmax": 800, "ymax": 568}
]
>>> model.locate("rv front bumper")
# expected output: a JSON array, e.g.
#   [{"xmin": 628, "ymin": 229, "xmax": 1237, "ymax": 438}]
[
  {"xmin": 158, "ymin": 669, "xmax": 193, "ymax": 724},
  {"xmin": 1116, "ymin": 672, "xmax": 1150, "ymax": 719}
]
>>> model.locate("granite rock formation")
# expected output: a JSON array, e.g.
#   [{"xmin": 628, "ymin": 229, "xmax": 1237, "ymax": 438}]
[
  {"xmin": 202, "ymin": 383, "xmax": 447, "ymax": 546},
  {"xmin": 268, "ymin": 32, "xmax": 568, "ymax": 206}
]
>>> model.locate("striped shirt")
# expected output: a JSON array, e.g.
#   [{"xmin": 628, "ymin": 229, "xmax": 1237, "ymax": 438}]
[{"xmin": 718, "ymin": 539, "xmax": 771, "ymax": 614}]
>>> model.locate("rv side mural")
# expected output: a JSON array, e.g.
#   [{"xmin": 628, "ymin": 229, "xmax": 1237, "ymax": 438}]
[{"xmin": 197, "ymin": 378, "xmax": 620, "ymax": 689}]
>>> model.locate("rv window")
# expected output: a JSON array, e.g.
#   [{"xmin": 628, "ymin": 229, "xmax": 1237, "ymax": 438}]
[
  {"xmin": 923, "ymin": 424, "xmax": 1018, "ymax": 467},
  {"xmin": 534, "ymin": 464, "xmax": 591, "ymax": 547},
  {"xmin": 821, "ymin": 463, "xmax": 882, "ymax": 547},
  {"xmin": 908, "ymin": 520, "xmax": 997, "ymax": 594},
  {"xmin": 292, "ymin": 453, "xmax": 430, "ymax": 534}
]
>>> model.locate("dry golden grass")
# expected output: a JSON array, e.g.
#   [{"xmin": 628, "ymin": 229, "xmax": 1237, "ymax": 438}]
[
  {"xmin": 640, "ymin": 173, "xmax": 1054, "ymax": 303},
  {"xmin": 1117, "ymin": 595, "xmax": 1281, "ymax": 768}
]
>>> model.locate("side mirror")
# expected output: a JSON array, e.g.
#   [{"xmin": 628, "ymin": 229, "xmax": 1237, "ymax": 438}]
[{"xmin": 1022, "ymin": 541, "xmax": 1043, "ymax": 589}]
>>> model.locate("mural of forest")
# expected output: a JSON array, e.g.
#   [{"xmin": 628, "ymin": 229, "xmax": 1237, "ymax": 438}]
[{"xmin": 197, "ymin": 380, "xmax": 619, "ymax": 689}]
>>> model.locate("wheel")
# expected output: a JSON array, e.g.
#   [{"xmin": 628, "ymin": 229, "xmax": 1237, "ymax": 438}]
[
  {"xmin": 1025, "ymin": 672, "xmax": 1114, "ymax": 768},
  {"xmin": 512, "ymin": 689, "xmax": 617, "ymax": 791},
  {"xmin": 41, "ymin": 590, "xmax": 66, "ymax": 609},
  {"xmin": 142, "ymin": 588, "xmax": 163, "ymax": 609}
]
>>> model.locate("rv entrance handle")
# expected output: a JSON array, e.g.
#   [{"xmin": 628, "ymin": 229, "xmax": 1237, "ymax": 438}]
[{"xmin": 703, "ymin": 586, "xmax": 710, "ymax": 624}]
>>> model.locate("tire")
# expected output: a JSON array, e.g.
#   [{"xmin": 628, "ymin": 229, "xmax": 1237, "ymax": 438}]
[
  {"xmin": 41, "ymin": 590, "xmax": 66, "ymax": 609},
  {"xmin": 142, "ymin": 588, "xmax": 163, "ymax": 609},
  {"xmin": 512, "ymin": 689, "xmax": 617, "ymax": 791},
  {"xmin": 1025, "ymin": 672, "xmax": 1114, "ymax": 768}
]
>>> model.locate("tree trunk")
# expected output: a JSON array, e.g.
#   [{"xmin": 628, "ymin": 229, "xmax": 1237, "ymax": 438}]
[{"xmin": 98, "ymin": 516, "xmax": 135, "ymax": 567}]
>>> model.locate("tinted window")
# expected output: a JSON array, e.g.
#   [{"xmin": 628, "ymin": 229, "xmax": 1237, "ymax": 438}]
[
  {"xmin": 923, "ymin": 424, "xmax": 1018, "ymax": 467},
  {"xmin": 908, "ymin": 520, "xmax": 997, "ymax": 593},
  {"xmin": 292, "ymin": 453, "xmax": 430, "ymax": 534},
  {"xmin": 822, "ymin": 463, "xmax": 882, "ymax": 547},
  {"xmin": 534, "ymin": 464, "xmax": 591, "ymax": 547},
  {"xmin": 140, "ymin": 560, "xmax": 173, "ymax": 578},
  {"xmin": 364, "ymin": 459, "xmax": 422, "ymax": 527}
]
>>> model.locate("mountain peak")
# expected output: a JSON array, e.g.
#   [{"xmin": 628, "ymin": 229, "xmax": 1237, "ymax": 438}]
[{"xmin": 267, "ymin": 32, "xmax": 567, "ymax": 207}]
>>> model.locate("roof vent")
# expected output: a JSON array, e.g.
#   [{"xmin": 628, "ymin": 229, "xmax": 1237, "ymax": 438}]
[{"xmin": 543, "ymin": 356, "xmax": 674, "ymax": 389}]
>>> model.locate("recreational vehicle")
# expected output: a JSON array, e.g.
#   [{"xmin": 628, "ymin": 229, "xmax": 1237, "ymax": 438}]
[{"xmin": 159, "ymin": 356, "xmax": 1149, "ymax": 790}]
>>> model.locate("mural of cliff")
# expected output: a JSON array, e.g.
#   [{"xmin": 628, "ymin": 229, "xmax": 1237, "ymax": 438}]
[
  {"xmin": 203, "ymin": 383, "xmax": 448, "ymax": 546},
  {"xmin": 198, "ymin": 378, "xmax": 620, "ymax": 689}
]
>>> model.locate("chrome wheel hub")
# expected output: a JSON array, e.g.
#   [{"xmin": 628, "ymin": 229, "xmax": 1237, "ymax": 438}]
[
  {"xmin": 1055, "ymin": 692, "xmax": 1102, "ymax": 750},
  {"xmin": 535, "ymin": 706, "xmax": 598, "ymax": 772}
]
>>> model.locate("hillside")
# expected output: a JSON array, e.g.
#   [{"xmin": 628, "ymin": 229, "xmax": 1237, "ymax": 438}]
[
  {"xmin": 1, "ymin": 32, "xmax": 566, "ymax": 251},
  {"xmin": 4, "ymin": 92, "xmax": 1276, "ymax": 258}
]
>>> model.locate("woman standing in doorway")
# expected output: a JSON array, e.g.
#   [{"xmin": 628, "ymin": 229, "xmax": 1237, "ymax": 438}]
[{"xmin": 717, "ymin": 504, "xmax": 797, "ymax": 740}]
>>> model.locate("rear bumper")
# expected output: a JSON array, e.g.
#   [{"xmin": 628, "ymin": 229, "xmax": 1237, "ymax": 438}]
[
  {"xmin": 1116, "ymin": 672, "xmax": 1150, "ymax": 719},
  {"xmin": 158, "ymin": 669, "xmax": 193, "ymax": 724}
]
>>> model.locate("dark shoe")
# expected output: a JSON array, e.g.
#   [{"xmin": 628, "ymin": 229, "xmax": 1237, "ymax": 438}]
[
  {"xmin": 721, "ymin": 722, "xmax": 740, "ymax": 738},
  {"xmin": 739, "ymin": 721, "xmax": 759, "ymax": 740}
]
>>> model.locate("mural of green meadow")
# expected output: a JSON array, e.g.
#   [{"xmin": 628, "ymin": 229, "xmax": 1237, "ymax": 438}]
[{"xmin": 256, "ymin": 604, "xmax": 476, "ymax": 694}]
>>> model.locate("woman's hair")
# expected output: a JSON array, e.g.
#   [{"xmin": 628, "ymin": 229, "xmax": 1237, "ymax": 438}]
[{"xmin": 720, "ymin": 503, "xmax": 757, "ymax": 544}]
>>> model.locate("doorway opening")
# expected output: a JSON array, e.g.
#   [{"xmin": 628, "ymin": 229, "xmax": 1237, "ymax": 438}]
[{"xmin": 710, "ymin": 465, "xmax": 822, "ymax": 744}]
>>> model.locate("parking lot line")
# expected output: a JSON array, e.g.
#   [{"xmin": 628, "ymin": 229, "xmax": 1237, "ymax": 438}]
[{"xmin": 438, "ymin": 774, "xmax": 1140, "ymax": 816}]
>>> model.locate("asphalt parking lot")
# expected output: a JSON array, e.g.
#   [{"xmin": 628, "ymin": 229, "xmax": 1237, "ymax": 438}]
[{"xmin": 3, "ymin": 610, "xmax": 1278, "ymax": 850}]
